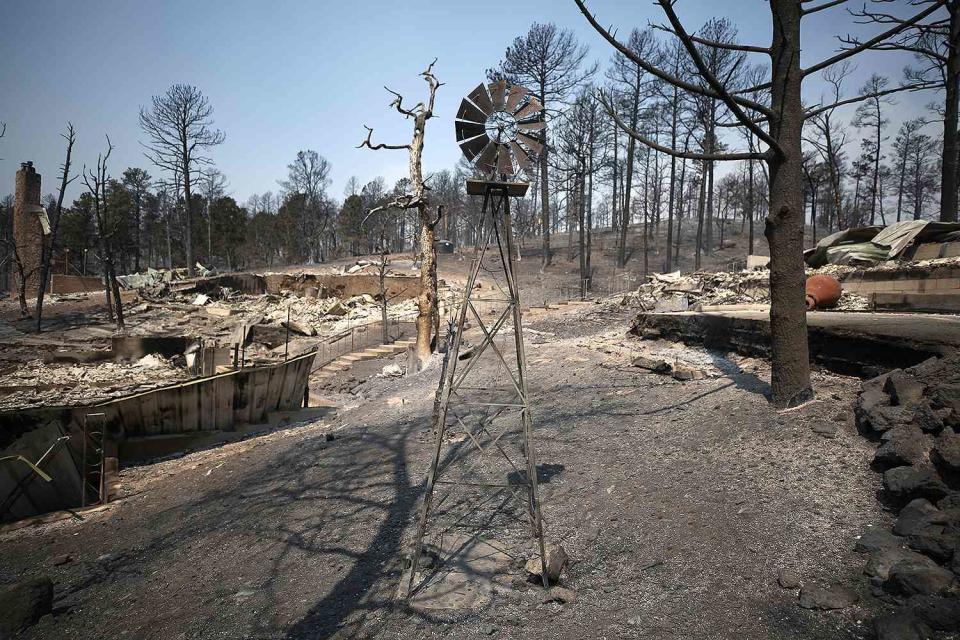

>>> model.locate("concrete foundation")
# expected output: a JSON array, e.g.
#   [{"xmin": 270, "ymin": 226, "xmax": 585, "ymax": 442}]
[{"xmin": 635, "ymin": 309, "xmax": 960, "ymax": 377}]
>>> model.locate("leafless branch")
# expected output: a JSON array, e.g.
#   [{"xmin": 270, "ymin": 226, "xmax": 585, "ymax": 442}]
[
  {"xmin": 804, "ymin": 0, "xmax": 947, "ymax": 76},
  {"xmin": 357, "ymin": 125, "xmax": 411, "ymax": 151},
  {"xmin": 600, "ymin": 90, "xmax": 765, "ymax": 161},
  {"xmin": 573, "ymin": 0, "xmax": 774, "ymax": 118},
  {"xmin": 656, "ymin": 0, "xmax": 782, "ymax": 153},
  {"xmin": 802, "ymin": 0, "xmax": 849, "ymax": 16},
  {"xmin": 803, "ymin": 80, "xmax": 938, "ymax": 119},
  {"xmin": 650, "ymin": 22, "xmax": 770, "ymax": 53}
]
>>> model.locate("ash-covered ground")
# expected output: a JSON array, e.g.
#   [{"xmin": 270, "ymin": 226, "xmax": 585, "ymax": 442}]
[{"xmin": 0, "ymin": 301, "xmax": 889, "ymax": 640}]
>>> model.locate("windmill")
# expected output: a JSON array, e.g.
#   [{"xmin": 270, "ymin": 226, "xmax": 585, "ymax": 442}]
[
  {"xmin": 403, "ymin": 80, "xmax": 551, "ymax": 599},
  {"xmin": 455, "ymin": 79, "xmax": 545, "ymax": 181}
]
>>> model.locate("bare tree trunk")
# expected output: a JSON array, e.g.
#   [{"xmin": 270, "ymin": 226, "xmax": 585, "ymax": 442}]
[
  {"xmin": 539, "ymin": 88, "xmax": 552, "ymax": 267},
  {"xmin": 36, "ymin": 125, "xmax": 75, "ymax": 332},
  {"xmin": 665, "ymin": 93, "xmax": 678, "ymax": 272},
  {"xmin": 695, "ymin": 166, "xmax": 706, "ymax": 270},
  {"xmin": 941, "ymin": 7, "xmax": 960, "ymax": 222},
  {"xmin": 748, "ymin": 156, "xmax": 756, "ymax": 254},
  {"xmin": 765, "ymin": 0, "xmax": 811, "ymax": 407}
]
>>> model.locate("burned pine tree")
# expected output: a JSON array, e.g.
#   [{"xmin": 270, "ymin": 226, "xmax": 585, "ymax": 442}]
[
  {"xmin": 359, "ymin": 59, "xmax": 444, "ymax": 371},
  {"xmin": 82, "ymin": 137, "xmax": 125, "ymax": 330},
  {"xmin": 35, "ymin": 123, "xmax": 77, "ymax": 332},
  {"xmin": 139, "ymin": 84, "xmax": 224, "ymax": 277},
  {"xmin": 577, "ymin": 0, "xmax": 946, "ymax": 407},
  {"xmin": 842, "ymin": 0, "xmax": 957, "ymax": 222},
  {"xmin": 494, "ymin": 23, "xmax": 595, "ymax": 268}
]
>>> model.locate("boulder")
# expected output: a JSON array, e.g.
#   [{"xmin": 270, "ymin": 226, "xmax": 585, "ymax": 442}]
[
  {"xmin": 861, "ymin": 405, "xmax": 912, "ymax": 436},
  {"xmin": 865, "ymin": 547, "xmax": 932, "ymax": 582},
  {"xmin": 856, "ymin": 529, "xmax": 905, "ymax": 554},
  {"xmin": 932, "ymin": 430, "xmax": 960, "ymax": 475},
  {"xmin": 856, "ymin": 379, "xmax": 892, "ymax": 433},
  {"xmin": 885, "ymin": 370, "xmax": 926, "ymax": 408},
  {"xmin": 797, "ymin": 584, "xmax": 859, "ymax": 610},
  {"xmin": 886, "ymin": 559, "xmax": 955, "ymax": 596},
  {"xmin": 874, "ymin": 426, "xmax": 932, "ymax": 469},
  {"xmin": 883, "ymin": 466, "xmax": 950, "ymax": 505},
  {"xmin": 938, "ymin": 492, "xmax": 960, "ymax": 510},
  {"xmin": 872, "ymin": 612, "xmax": 934, "ymax": 640},
  {"xmin": 931, "ymin": 383, "xmax": 960, "ymax": 414},
  {"xmin": 525, "ymin": 545, "xmax": 569, "ymax": 584},
  {"xmin": 907, "ymin": 594, "xmax": 960, "ymax": 631},
  {"xmin": 0, "ymin": 577, "xmax": 53, "ymax": 636},
  {"xmin": 894, "ymin": 499, "xmax": 941, "ymax": 536},
  {"xmin": 913, "ymin": 403, "xmax": 949, "ymax": 435}
]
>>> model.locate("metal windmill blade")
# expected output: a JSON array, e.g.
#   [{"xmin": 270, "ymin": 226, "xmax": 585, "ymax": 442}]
[{"xmin": 466, "ymin": 83, "xmax": 494, "ymax": 116}]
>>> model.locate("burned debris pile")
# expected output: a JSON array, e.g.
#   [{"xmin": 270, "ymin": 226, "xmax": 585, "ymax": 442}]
[{"xmin": 629, "ymin": 269, "xmax": 869, "ymax": 313}]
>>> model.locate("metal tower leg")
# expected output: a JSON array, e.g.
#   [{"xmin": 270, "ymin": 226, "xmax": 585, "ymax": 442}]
[{"xmin": 404, "ymin": 184, "xmax": 549, "ymax": 598}]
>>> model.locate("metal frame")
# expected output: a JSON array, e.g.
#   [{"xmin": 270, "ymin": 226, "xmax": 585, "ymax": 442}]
[{"xmin": 405, "ymin": 181, "xmax": 549, "ymax": 598}]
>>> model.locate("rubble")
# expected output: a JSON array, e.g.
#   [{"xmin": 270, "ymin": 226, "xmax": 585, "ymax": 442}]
[
  {"xmin": 634, "ymin": 270, "xmax": 770, "ymax": 311},
  {"xmin": 0, "ymin": 357, "xmax": 189, "ymax": 410}
]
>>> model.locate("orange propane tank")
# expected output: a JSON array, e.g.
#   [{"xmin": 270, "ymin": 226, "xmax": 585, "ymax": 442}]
[{"xmin": 805, "ymin": 274, "xmax": 842, "ymax": 310}]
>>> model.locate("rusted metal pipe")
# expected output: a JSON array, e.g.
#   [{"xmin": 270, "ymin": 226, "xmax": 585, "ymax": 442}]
[{"xmin": 805, "ymin": 274, "xmax": 842, "ymax": 310}]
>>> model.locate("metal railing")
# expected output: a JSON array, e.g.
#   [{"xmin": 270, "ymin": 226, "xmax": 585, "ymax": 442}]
[{"xmin": 311, "ymin": 316, "xmax": 414, "ymax": 371}]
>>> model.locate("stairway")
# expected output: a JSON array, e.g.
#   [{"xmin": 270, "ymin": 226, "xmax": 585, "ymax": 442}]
[{"xmin": 312, "ymin": 338, "xmax": 416, "ymax": 382}]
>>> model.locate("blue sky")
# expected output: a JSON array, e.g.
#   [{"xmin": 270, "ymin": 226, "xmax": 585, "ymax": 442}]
[{"xmin": 0, "ymin": 0, "xmax": 935, "ymax": 206}]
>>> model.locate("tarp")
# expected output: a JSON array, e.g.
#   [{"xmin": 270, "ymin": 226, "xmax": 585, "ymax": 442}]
[{"xmin": 804, "ymin": 220, "xmax": 960, "ymax": 267}]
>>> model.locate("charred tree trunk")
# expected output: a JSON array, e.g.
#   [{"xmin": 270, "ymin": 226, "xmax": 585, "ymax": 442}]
[
  {"xmin": 764, "ymin": 0, "xmax": 811, "ymax": 407},
  {"xmin": 941, "ymin": 6, "xmax": 960, "ymax": 222}
]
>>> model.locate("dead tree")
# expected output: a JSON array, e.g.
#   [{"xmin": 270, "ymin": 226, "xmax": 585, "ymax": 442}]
[
  {"xmin": 843, "ymin": 0, "xmax": 957, "ymax": 221},
  {"xmin": 578, "ymin": 0, "xmax": 946, "ymax": 407},
  {"xmin": 495, "ymin": 23, "xmax": 595, "ymax": 268},
  {"xmin": 139, "ymin": 85, "xmax": 224, "ymax": 277},
  {"xmin": 607, "ymin": 28, "xmax": 657, "ymax": 267},
  {"xmin": 83, "ymin": 137, "xmax": 124, "ymax": 329},
  {"xmin": 35, "ymin": 124, "xmax": 77, "ymax": 332},
  {"xmin": 359, "ymin": 59, "xmax": 443, "ymax": 371}
]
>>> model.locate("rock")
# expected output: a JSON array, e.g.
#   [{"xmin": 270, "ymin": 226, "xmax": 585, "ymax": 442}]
[
  {"xmin": 542, "ymin": 586, "xmax": 577, "ymax": 604},
  {"xmin": 671, "ymin": 365, "xmax": 705, "ymax": 381},
  {"xmin": 872, "ymin": 612, "xmax": 933, "ymax": 640},
  {"xmin": 885, "ymin": 370, "xmax": 926, "ymax": 407},
  {"xmin": 856, "ymin": 529, "xmax": 905, "ymax": 553},
  {"xmin": 812, "ymin": 424, "xmax": 838, "ymax": 439},
  {"xmin": 51, "ymin": 554, "xmax": 73, "ymax": 566},
  {"xmin": 886, "ymin": 559, "xmax": 955, "ymax": 596},
  {"xmin": 874, "ymin": 426, "xmax": 932, "ymax": 469},
  {"xmin": 631, "ymin": 355, "xmax": 671, "ymax": 374},
  {"xmin": 894, "ymin": 499, "xmax": 941, "ymax": 536},
  {"xmin": 884, "ymin": 466, "xmax": 950, "ymax": 504},
  {"xmin": 777, "ymin": 568, "xmax": 801, "ymax": 589},
  {"xmin": 525, "ymin": 545, "xmax": 569, "ymax": 584},
  {"xmin": 865, "ymin": 547, "xmax": 931, "ymax": 582},
  {"xmin": 907, "ymin": 357, "xmax": 942, "ymax": 378},
  {"xmin": 282, "ymin": 319, "xmax": 316, "ymax": 336},
  {"xmin": 913, "ymin": 403, "xmax": 949, "ymax": 434},
  {"xmin": 932, "ymin": 430, "xmax": 960, "ymax": 475},
  {"xmin": 908, "ymin": 594, "xmax": 960, "ymax": 631},
  {"xmin": 325, "ymin": 301, "xmax": 348, "ymax": 317},
  {"xmin": 931, "ymin": 383, "xmax": 960, "ymax": 414},
  {"xmin": 381, "ymin": 363, "xmax": 403, "ymax": 377},
  {"xmin": 937, "ymin": 492, "xmax": 960, "ymax": 510},
  {"xmin": 0, "ymin": 577, "xmax": 53, "ymax": 636},
  {"xmin": 797, "ymin": 584, "xmax": 859, "ymax": 610}
]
